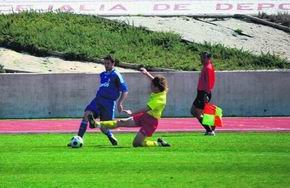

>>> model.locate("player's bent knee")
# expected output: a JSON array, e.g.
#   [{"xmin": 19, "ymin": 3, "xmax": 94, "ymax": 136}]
[
  {"xmin": 132, "ymin": 138, "xmax": 143, "ymax": 147},
  {"xmin": 133, "ymin": 132, "xmax": 146, "ymax": 147}
]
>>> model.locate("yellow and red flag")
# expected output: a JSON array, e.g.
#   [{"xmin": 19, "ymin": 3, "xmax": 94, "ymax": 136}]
[{"xmin": 202, "ymin": 103, "xmax": 223, "ymax": 127}]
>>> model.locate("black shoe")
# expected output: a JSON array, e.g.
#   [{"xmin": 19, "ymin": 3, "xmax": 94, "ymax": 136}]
[
  {"xmin": 157, "ymin": 138, "xmax": 170, "ymax": 147},
  {"xmin": 88, "ymin": 114, "xmax": 96, "ymax": 129},
  {"xmin": 108, "ymin": 135, "xmax": 118, "ymax": 146}
]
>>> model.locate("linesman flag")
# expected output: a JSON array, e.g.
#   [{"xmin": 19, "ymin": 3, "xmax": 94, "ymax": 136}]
[{"xmin": 202, "ymin": 103, "xmax": 223, "ymax": 127}]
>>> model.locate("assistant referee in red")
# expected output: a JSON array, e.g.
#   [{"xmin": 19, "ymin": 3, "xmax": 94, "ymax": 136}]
[{"xmin": 191, "ymin": 51, "xmax": 216, "ymax": 136}]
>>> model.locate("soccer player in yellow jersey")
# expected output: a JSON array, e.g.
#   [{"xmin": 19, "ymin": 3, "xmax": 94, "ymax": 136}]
[{"xmin": 88, "ymin": 67, "xmax": 170, "ymax": 147}]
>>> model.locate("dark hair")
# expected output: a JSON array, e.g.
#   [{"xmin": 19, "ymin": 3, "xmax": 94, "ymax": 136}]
[
  {"xmin": 200, "ymin": 51, "xmax": 212, "ymax": 59},
  {"xmin": 104, "ymin": 55, "xmax": 115, "ymax": 64},
  {"xmin": 152, "ymin": 75, "xmax": 168, "ymax": 92}
]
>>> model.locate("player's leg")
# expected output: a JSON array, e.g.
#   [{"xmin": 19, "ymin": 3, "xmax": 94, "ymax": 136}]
[
  {"xmin": 191, "ymin": 92, "xmax": 213, "ymax": 134},
  {"xmin": 90, "ymin": 112, "xmax": 146, "ymax": 129},
  {"xmin": 68, "ymin": 112, "xmax": 91, "ymax": 146},
  {"xmin": 132, "ymin": 132, "xmax": 147, "ymax": 147},
  {"xmin": 133, "ymin": 132, "xmax": 170, "ymax": 147},
  {"xmin": 68, "ymin": 98, "xmax": 99, "ymax": 146},
  {"xmin": 88, "ymin": 117, "xmax": 136, "ymax": 148},
  {"xmin": 117, "ymin": 117, "xmax": 137, "ymax": 127},
  {"xmin": 78, "ymin": 98, "xmax": 99, "ymax": 137},
  {"xmin": 133, "ymin": 113, "xmax": 170, "ymax": 147},
  {"xmin": 77, "ymin": 111, "xmax": 94, "ymax": 137},
  {"xmin": 90, "ymin": 117, "xmax": 137, "ymax": 129},
  {"xmin": 91, "ymin": 114, "xmax": 170, "ymax": 147},
  {"xmin": 194, "ymin": 106, "xmax": 213, "ymax": 134},
  {"xmin": 98, "ymin": 99, "xmax": 119, "ymax": 145},
  {"xmin": 206, "ymin": 93, "xmax": 216, "ymax": 135}
]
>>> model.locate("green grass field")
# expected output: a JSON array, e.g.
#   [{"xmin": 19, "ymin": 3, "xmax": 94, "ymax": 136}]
[{"xmin": 1, "ymin": 132, "xmax": 290, "ymax": 187}]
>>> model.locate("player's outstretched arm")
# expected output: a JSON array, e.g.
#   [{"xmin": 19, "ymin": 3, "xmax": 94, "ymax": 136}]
[{"xmin": 140, "ymin": 67, "xmax": 154, "ymax": 80}]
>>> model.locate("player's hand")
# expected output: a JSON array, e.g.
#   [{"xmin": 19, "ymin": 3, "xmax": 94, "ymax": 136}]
[
  {"xmin": 122, "ymin": 109, "xmax": 132, "ymax": 116},
  {"xmin": 139, "ymin": 67, "xmax": 148, "ymax": 75}
]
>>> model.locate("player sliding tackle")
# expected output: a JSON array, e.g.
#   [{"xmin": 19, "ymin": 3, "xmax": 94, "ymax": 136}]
[{"xmin": 89, "ymin": 67, "xmax": 170, "ymax": 147}]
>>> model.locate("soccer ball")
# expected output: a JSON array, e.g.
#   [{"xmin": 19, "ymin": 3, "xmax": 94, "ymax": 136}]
[{"xmin": 70, "ymin": 136, "xmax": 83, "ymax": 148}]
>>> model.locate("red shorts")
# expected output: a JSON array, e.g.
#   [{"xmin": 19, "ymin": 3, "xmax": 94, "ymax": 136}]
[{"xmin": 133, "ymin": 113, "xmax": 158, "ymax": 137}]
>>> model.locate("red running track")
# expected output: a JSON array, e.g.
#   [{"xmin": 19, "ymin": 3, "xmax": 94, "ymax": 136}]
[{"xmin": 0, "ymin": 117, "xmax": 290, "ymax": 134}]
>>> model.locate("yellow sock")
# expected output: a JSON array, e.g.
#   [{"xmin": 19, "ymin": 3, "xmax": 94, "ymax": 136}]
[
  {"xmin": 100, "ymin": 120, "xmax": 117, "ymax": 129},
  {"xmin": 142, "ymin": 138, "xmax": 158, "ymax": 147}
]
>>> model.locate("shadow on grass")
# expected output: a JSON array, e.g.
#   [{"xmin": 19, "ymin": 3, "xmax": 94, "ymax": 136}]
[
  {"xmin": 30, "ymin": 145, "xmax": 130, "ymax": 149},
  {"xmin": 160, "ymin": 133, "xmax": 202, "ymax": 138},
  {"xmin": 92, "ymin": 145, "xmax": 131, "ymax": 149}
]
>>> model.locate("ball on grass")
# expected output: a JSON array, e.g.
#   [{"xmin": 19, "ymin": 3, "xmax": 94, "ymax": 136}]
[{"xmin": 70, "ymin": 136, "xmax": 83, "ymax": 148}]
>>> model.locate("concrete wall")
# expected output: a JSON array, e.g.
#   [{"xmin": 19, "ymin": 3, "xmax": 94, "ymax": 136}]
[{"xmin": 0, "ymin": 71, "xmax": 290, "ymax": 118}]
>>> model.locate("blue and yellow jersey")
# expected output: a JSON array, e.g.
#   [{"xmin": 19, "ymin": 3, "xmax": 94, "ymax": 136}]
[{"xmin": 96, "ymin": 69, "xmax": 128, "ymax": 101}]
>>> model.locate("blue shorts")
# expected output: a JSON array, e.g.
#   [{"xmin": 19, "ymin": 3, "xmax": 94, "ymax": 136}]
[{"xmin": 85, "ymin": 97, "xmax": 116, "ymax": 121}]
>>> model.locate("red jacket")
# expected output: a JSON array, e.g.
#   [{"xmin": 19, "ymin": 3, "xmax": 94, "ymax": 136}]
[{"xmin": 197, "ymin": 60, "xmax": 215, "ymax": 93}]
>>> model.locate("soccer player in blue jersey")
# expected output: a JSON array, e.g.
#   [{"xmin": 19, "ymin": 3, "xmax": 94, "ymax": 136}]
[{"xmin": 68, "ymin": 55, "xmax": 128, "ymax": 146}]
